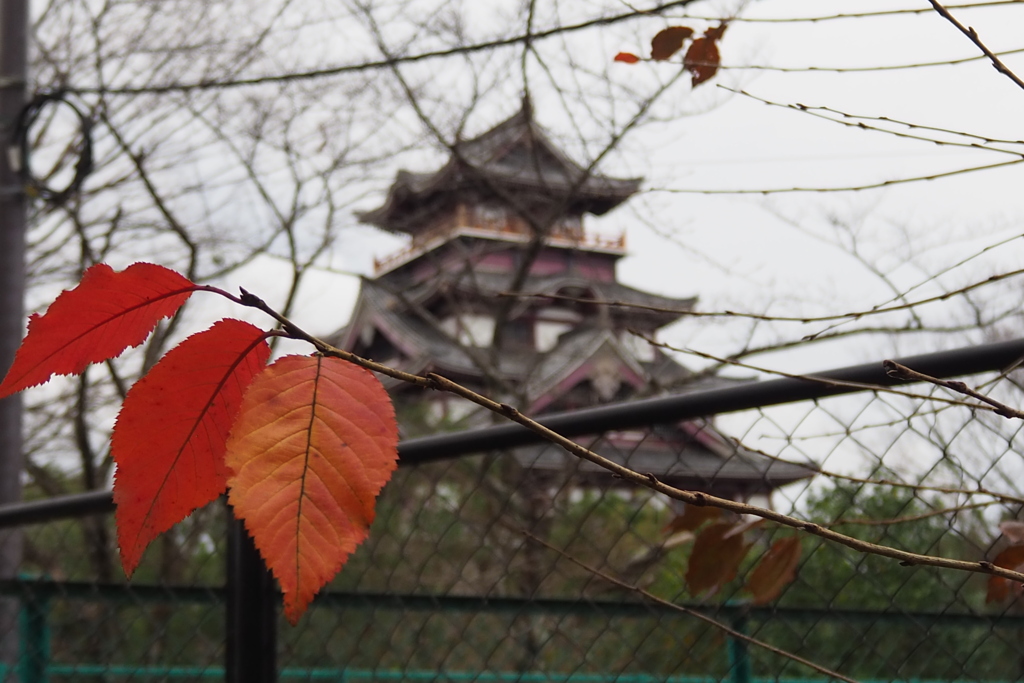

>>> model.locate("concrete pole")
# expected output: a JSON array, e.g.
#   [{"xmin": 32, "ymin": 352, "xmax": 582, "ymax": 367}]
[{"xmin": 0, "ymin": 0, "xmax": 28, "ymax": 675}]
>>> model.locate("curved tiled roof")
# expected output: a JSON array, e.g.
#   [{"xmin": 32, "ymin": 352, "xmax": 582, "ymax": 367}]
[
  {"xmin": 396, "ymin": 270, "xmax": 697, "ymax": 328},
  {"xmin": 332, "ymin": 279, "xmax": 815, "ymax": 490},
  {"xmin": 359, "ymin": 101, "xmax": 643, "ymax": 233},
  {"xmin": 511, "ymin": 431, "xmax": 817, "ymax": 493}
]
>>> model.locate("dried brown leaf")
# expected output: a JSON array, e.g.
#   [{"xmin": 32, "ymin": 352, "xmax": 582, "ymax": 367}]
[
  {"xmin": 650, "ymin": 26, "xmax": 693, "ymax": 61},
  {"xmin": 985, "ymin": 545, "xmax": 1024, "ymax": 604},
  {"xmin": 722, "ymin": 517, "xmax": 765, "ymax": 539},
  {"xmin": 746, "ymin": 537, "xmax": 801, "ymax": 605},
  {"xmin": 684, "ymin": 37, "xmax": 721, "ymax": 87},
  {"xmin": 686, "ymin": 522, "xmax": 751, "ymax": 597},
  {"xmin": 664, "ymin": 504, "xmax": 721, "ymax": 533},
  {"xmin": 987, "ymin": 575, "xmax": 1013, "ymax": 603},
  {"xmin": 999, "ymin": 520, "xmax": 1024, "ymax": 544},
  {"xmin": 704, "ymin": 23, "xmax": 729, "ymax": 42},
  {"xmin": 992, "ymin": 544, "xmax": 1024, "ymax": 570}
]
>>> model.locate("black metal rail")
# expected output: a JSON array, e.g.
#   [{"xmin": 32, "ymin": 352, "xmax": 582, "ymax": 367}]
[
  {"xmin": 6, "ymin": 335, "xmax": 1024, "ymax": 683},
  {"xmin": 3, "ymin": 578, "xmax": 1023, "ymax": 628},
  {"xmin": 2, "ymin": 336, "xmax": 1023, "ymax": 529}
]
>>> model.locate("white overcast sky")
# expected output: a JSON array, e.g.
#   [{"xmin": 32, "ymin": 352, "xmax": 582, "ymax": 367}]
[{"xmin": 226, "ymin": 0, "xmax": 1024, "ymax": 377}]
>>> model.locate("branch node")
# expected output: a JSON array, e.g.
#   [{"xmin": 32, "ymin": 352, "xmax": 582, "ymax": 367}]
[
  {"xmin": 498, "ymin": 403, "xmax": 519, "ymax": 417},
  {"xmin": 238, "ymin": 287, "xmax": 264, "ymax": 308},
  {"xmin": 882, "ymin": 359, "xmax": 908, "ymax": 380}
]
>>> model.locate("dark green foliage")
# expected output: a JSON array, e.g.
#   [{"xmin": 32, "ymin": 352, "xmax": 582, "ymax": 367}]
[
  {"xmin": 14, "ymin": 452, "xmax": 1023, "ymax": 682},
  {"xmin": 749, "ymin": 480, "xmax": 1016, "ymax": 682}
]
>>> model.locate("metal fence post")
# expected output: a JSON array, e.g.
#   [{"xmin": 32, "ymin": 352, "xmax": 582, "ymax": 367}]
[
  {"xmin": 726, "ymin": 612, "xmax": 751, "ymax": 683},
  {"xmin": 17, "ymin": 587, "xmax": 47, "ymax": 683},
  {"xmin": 0, "ymin": 0, "xmax": 28, "ymax": 669},
  {"xmin": 226, "ymin": 513, "xmax": 277, "ymax": 683}
]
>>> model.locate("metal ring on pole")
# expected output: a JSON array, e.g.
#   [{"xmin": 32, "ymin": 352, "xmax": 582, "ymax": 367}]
[{"xmin": 10, "ymin": 91, "xmax": 94, "ymax": 204}]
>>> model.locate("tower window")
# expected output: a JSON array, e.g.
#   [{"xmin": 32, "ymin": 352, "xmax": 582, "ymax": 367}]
[{"xmin": 441, "ymin": 314, "xmax": 495, "ymax": 347}]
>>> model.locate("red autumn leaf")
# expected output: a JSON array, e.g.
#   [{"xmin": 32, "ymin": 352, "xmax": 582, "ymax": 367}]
[
  {"xmin": 650, "ymin": 26, "xmax": 693, "ymax": 61},
  {"xmin": 224, "ymin": 355, "xmax": 399, "ymax": 624},
  {"xmin": 684, "ymin": 24, "xmax": 727, "ymax": 87},
  {"xmin": 113, "ymin": 319, "xmax": 271, "ymax": 576},
  {"xmin": 614, "ymin": 52, "xmax": 641, "ymax": 64},
  {"xmin": 0, "ymin": 262, "xmax": 195, "ymax": 397},
  {"xmin": 746, "ymin": 536, "xmax": 802, "ymax": 605},
  {"xmin": 686, "ymin": 521, "xmax": 751, "ymax": 597},
  {"xmin": 985, "ymin": 545, "xmax": 1024, "ymax": 603},
  {"xmin": 664, "ymin": 504, "xmax": 721, "ymax": 533}
]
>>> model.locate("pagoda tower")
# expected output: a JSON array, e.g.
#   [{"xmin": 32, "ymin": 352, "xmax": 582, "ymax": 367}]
[{"xmin": 333, "ymin": 101, "xmax": 813, "ymax": 499}]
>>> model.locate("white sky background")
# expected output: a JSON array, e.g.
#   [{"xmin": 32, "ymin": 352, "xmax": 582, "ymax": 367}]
[
  {"xmin": 17, "ymin": 0, "xmax": 1024, "ymax": 501},
  {"xmin": 28, "ymin": 0, "xmax": 1024, "ymax": 461},
  {"xmin": 615, "ymin": 1, "xmax": 1024, "ymax": 373},
  {"xmin": 241, "ymin": 0, "xmax": 1024, "ymax": 381}
]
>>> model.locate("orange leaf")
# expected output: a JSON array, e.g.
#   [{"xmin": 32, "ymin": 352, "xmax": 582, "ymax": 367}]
[
  {"xmin": 0, "ymin": 263, "xmax": 195, "ymax": 397},
  {"xmin": 113, "ymin": 319, "xmax": 271, "ymax": 576},
  {"xmin": 746, "ymin": 536, "xmax": 802, "ymax": 605},
  {"xmin": 650, "ymin": 26, "xmax": 693, "ymax": 61},
  {"xmin": 614, "ymin": 52, "xmax": 641, "ymax": 64},
  {"xmin": 224, "ymin": 355, "xmax": 398, "ymax": 624},
  {"xmin": 985, "ymin": 545, "xmax": 1024, "ymax": 603},
  {"xmin": 664, "ymin": 504, "xmax": 721, "ymax": 533},
  {"xmin": 683, "ymin": 25, "xmax": 725, "ymax": 87},
  {"xmin": 686, "ymin": 521, "xmax": 751, "ymax": 597}
]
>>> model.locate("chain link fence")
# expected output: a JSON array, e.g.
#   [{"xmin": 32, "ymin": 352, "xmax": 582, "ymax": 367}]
[{"xmin": 3, "ymin": 339, "xmax": 1024, "ymax": 682}]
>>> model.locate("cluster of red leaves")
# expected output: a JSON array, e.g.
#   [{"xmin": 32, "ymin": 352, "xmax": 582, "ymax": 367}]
[
  {"xmin": 0, "ymin": 263, "xmax": 399, "ymax": 624},
  {"xmin": 986, "ymin": 520, "xmax": 1024, "ymax": 603},
  {"xmin": 666, "ymin": 504, "xmax": 801, "ymax": 604},
  {"xmin": 614, "ymin": 24, "xmax": 728, "ymax": 87}
]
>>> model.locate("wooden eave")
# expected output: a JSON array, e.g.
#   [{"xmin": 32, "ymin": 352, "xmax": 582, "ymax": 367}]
[{"xmin": 358, "ymin": 104, "xmax": 642, "ymax": 234}]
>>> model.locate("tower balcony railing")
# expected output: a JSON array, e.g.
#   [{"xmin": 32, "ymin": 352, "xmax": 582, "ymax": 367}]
[{"xmin": 373, "ymin": 209, "xmax": 626, "ymax": 274}]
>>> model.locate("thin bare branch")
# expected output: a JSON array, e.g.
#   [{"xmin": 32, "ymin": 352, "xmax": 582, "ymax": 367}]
[
  {"xmin": 928, "ymin": 0, "xmax": 1024, "ymax": 91},
  {"xmin": 884, "ymin": 360, "xmax": 1024, "ymax": 419},
  {"xmin": 525, "ymin": 530, "xmax": 862, "ymax": 683},
  {"xmin": 502, "ymin": 263, "xmax": 1024, "ymax": 328},
  {"xmin": 63, "ymin": 0, "xmax": 706, "ymax": 95},
  {"xmin": 650, "ymin": 157, "xmax": 1024, "ymax": 194},
  {"xmin": 213, "ymin": 288, "xmax": 1024, "ymax": 587}
]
